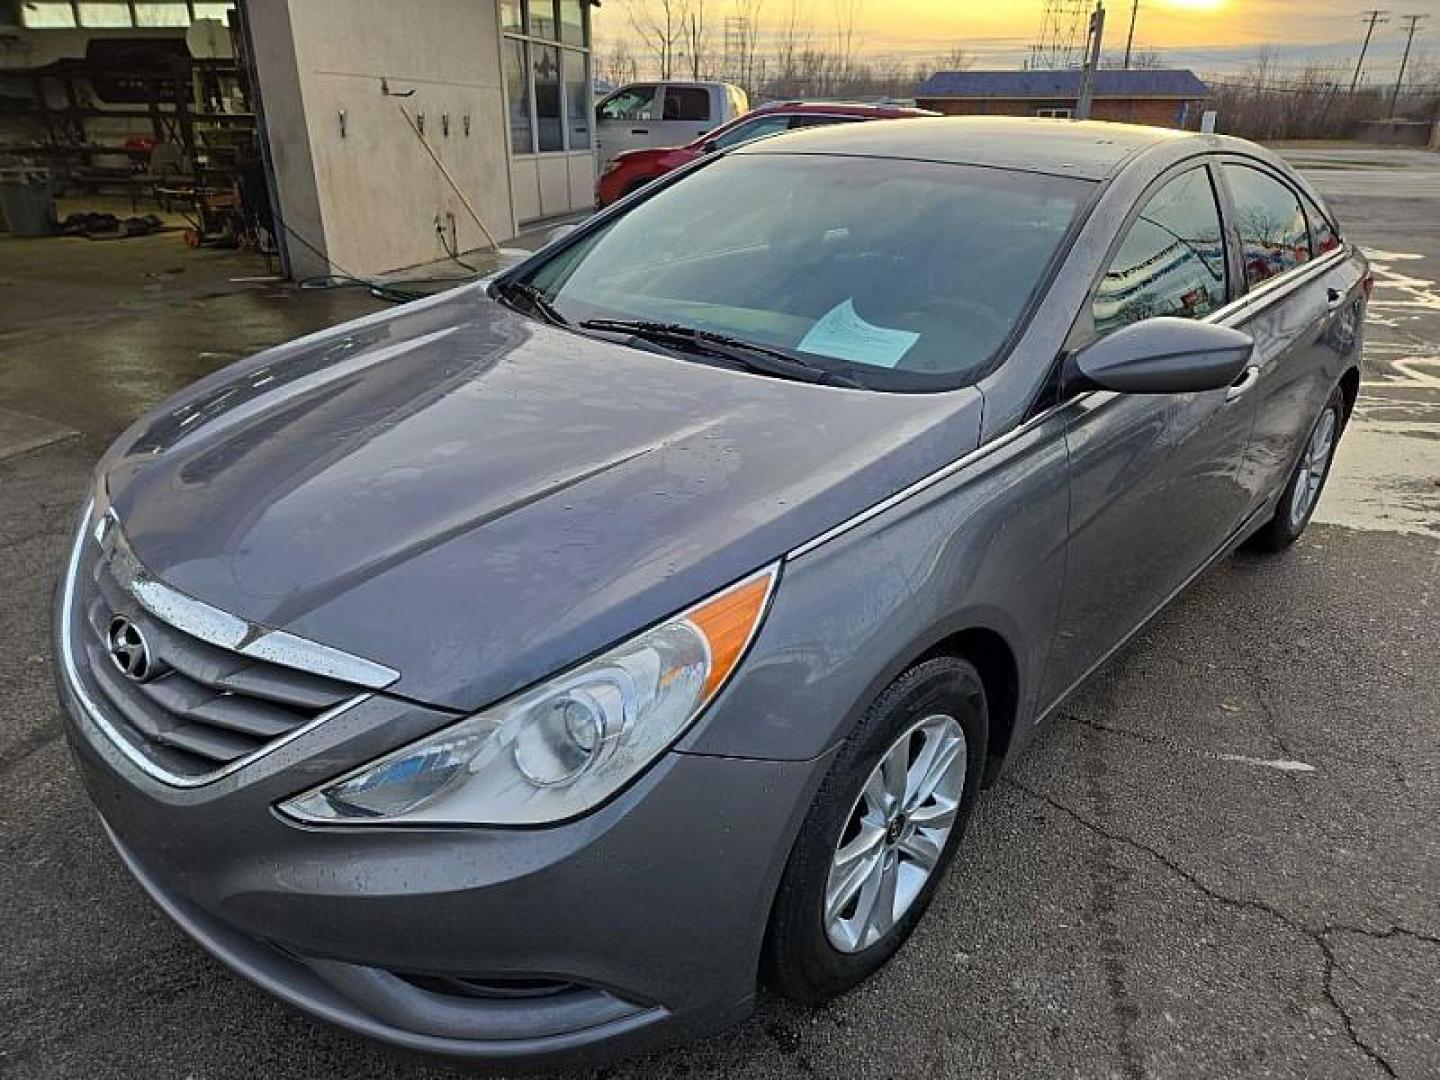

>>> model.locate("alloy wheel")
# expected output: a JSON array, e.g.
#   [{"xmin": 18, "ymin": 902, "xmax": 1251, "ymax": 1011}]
[
  {"xmin": 1289, "ymin": 408, "xmax": 1338, "ymax": 529},
  {"xmin": 824, "ymin": 714, "xmax": 968, "ymax": 954}
]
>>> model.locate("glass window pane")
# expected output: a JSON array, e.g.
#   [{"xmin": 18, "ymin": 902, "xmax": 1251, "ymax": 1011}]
[
  {"xmin": 523, "ymin": 156, "xmax": 1092, "ymax": 387},
  {"xmin": 1224, "ymin": 164, "xmax": 1311, "ymax": 288},
  {"xmin": 78, "ymin": 2, "xmax": 133, "ymax": 27},
  {"xmin": 664, "ymin": 86, "xmax": 710, "ymax": 122},
  {"xmin": 529, "ymin": 0, "xmax": 558, "ymax": 41},
  {"xmin": 1094, "ymin": 167, "xmax": 1227, "ymax": 336},
  {"xmin": 504, "ymin": 38, "xmax": 534, "ymax": 155},
  {"xmin": 789, "ymin": 114, "xmax": 858, "ymax": 129},
  {"xmin": 710, "ymin": 114, "xmax": 791, "ymax": 149},
  {"xmin": 533, "ymin": 44, "xmax": 562, "ymax": 152},
  {"xmin": 598, "ymin": 84, "xmax": 658, "ymax": 122},
  {"xmin": 564, "ymin": 49, "xmax": 590, "ymax": 150},
  {"xmin": 192, "ymin": 2, "xmax": 233, "ymax": 20},
  {"xmin": 134, "ymin": 3, "xmax": 192, "ymax": 27},
  {"xmin": 501, "ymin": 0, "xmax": 523, "ymax": 34},
  {"xmin": 1302, "ymin": 192, "xmax": 1340, "ymax": 255},
  {"xmin": 20, "ymin": 3, "xmax": 77, "ymax": 27},
  {"xmin": 559, "ymin": 0, "xmax": 584, "ymax": 45}
]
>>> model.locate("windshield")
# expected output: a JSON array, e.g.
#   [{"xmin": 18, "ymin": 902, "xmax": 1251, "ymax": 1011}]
[{"xmin": 516, "ymin": 153, "xmax": 1094, "ymax": 390}]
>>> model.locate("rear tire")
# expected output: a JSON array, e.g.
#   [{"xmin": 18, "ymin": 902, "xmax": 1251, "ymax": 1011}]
[
  {"xmin": 1247, "ymin": 385, "xmax": 1345, "ymax": 553},
  {"xmin": 763, "ymin": 657, "xmax": 988, "ymax": 1004}
]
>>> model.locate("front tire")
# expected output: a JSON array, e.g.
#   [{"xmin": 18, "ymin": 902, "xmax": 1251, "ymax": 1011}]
[
  {"xmin": 763, "ymin": 657, "xmax": 988, "ymax": 1004},
  {"xmin": 1247, "ymin": 385, "xmax": 1345, "ymax": 553}
]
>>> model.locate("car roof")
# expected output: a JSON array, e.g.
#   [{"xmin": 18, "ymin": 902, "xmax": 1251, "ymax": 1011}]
[
  {"xmin": 750, "ymin": 101, "xmax": 938, "ymax": 117},
  {"xmin": 734, "ymin": 116, "xmax": 1211, "ymax": 180}
]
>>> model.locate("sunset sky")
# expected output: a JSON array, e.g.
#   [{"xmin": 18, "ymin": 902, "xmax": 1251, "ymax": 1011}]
[{"xmin": 594, "ymin": 0, "xmax": 1432, "ymax": 80}]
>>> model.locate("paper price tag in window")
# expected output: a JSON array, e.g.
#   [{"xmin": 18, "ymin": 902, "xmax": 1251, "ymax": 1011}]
[{"xmin": 798, "ymin": 300, "xmax": 919, "ymax": 369}]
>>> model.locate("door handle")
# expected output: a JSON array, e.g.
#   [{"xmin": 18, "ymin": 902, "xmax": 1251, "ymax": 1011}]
[
  {"xmin": 1226, "ymin": 364, "xmax": 1261, "ymax": 402},
  {"xmin": 1326, "ymin": 287, "xmax": 1346, "ymax": 311},
  {"xmin": 631, "ymin": 127, "xmax": 649, "ymax": 134}
]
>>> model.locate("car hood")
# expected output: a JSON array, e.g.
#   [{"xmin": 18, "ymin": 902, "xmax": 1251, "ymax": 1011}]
[{"xmin": 99, "ymin": 285, "xmax": 983, "ymax": 712}]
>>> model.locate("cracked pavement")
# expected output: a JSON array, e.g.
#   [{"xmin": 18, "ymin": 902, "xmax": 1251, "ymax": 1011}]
[{"xmin": 2, "ymin": 150, "xmax": 1438, "ymax": 1078}]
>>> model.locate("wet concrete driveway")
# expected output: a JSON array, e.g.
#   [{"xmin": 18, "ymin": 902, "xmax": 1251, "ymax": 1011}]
[{"xmin": 1, "ymin": 149, "xmax": 1437, "ymax": 1079}]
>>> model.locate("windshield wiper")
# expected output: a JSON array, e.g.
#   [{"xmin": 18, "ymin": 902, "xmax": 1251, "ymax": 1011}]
[
  {"xmin": 579, "ymin": 318, "xmax": 862, "ymax": 387},
  {"xmin": 494, "ymin": 280, "xmax": 568, "ymax": 326}
]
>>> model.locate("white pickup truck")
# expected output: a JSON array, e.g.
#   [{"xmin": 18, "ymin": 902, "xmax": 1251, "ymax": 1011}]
[{"xmin": 595, "ymin": 81, "xmax": 749, "ymax": 166}]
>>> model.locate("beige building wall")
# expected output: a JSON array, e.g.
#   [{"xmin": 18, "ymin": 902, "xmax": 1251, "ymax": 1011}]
[{"xmin": 248, "ymin": 0, "xmax": 517, "ymax": 278}]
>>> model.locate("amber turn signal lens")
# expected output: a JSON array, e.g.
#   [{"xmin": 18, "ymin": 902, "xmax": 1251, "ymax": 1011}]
[{"xmin": 686, "ymin": 568, "xmax": 777, "ymax": 699}]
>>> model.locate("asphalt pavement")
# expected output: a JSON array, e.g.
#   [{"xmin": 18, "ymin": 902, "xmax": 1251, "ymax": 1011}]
[{"xmin": 1, "ymin": 147, "xmax": 1436, "ymax": 1079}]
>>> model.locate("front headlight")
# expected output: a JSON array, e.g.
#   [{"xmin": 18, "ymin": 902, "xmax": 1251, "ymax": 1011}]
[{"xmin": 279, "ymin": 566, "xmax": 777, "ymax": 826}]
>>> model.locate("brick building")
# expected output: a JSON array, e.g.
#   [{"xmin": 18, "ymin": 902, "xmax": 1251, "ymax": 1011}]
[{"xmin": 914, "ymin": 69, "xmax": 1212, "ymax": 130}]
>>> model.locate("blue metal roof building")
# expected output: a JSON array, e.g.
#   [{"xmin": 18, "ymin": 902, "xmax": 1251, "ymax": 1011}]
[{"xmin": 914, "ymin": 69, "xmax": 1212, "ymax": 130}]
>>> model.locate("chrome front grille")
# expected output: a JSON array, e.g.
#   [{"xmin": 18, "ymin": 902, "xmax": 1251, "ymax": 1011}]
[{"xmin": 61, "ymin": 504, "xmax": 394, "ymax": 784}]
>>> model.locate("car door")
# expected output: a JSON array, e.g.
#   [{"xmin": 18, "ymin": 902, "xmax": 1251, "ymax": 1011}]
[
  {"xmin": 595, "ymin": 83, "xmax": 662, "ymax": 164},
  {"xmin": 1217, "ymin": 160, "xmax": 1361, "ymax": 513},
  {"xmin": 1041, "ymin": 161, "xmax": 1259, "ymax": 707},
  {"xmin": 656, "ymin": 84, "xmax": 716, "ymax": 147}
]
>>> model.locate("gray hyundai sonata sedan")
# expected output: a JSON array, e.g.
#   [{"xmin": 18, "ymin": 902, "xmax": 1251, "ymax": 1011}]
[{"xmin": 55, "ymin": 118, "xmax": 1367, "ymax": 1064}]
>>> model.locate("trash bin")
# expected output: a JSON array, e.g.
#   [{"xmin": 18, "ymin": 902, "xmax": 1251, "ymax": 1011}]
[{"xmin": 0, "ymin": 169, "xmax": 58, "ymax": 237}]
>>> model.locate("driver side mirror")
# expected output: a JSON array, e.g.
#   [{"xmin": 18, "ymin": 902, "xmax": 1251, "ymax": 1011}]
[
  {"xmin": 1063, "ymin": 317, "xmax": 1254, "ymax": 397},
  {"xmin": 700, "ymin": 139, "xmax": 718, "ymax": 154}
]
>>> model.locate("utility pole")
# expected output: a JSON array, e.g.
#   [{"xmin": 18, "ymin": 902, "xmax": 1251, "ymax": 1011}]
[
  {"xmin": 1076, "ymin": 0, "xmax": 1106, "ymax": 120},
  {"xmin": 1390, "ymin": 14, "xmax": 1429, "ymax": 115},
  {"xmin": 1123, "ymin": 0, "xmax": 1139, "ymax": 69},
  {"xmin": 1351, "ymin": 9, "xmax": 1389, "ymax": 92}
]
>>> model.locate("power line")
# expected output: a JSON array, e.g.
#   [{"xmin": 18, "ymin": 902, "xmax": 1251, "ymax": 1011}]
[
  {"xmin": 1390, "ymin": 13, "xmax": 1429, "ymax": 114},
  {"xmin": 1351, "ymin": 9, "xmax": 1389, "ymax": 92},
  {"xmin": 1029, "ymin": 0, "xmax": 1089, "ymax": 69}
]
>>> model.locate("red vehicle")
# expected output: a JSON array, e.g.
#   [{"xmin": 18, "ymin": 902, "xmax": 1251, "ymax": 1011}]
[{"xmin": 595, "ymin": 101, "xmax": 938, "ymax": 207}]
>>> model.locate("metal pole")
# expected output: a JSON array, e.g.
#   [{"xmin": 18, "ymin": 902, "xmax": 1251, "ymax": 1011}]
[
  {"xmin": 1351, "ymin": 9, "xmax": 1389, "ymax": 92},
  {"xmin": 1123, "ymin": 0, "xmax": 1139, "ymax": 69},
  {"xmin": 1390, "ymin": 14, "xmax": 1428, "ymax": 115},
  {"xmin": 1076, "ymin": 1, "xmax": 1105, "ymax": 120}
]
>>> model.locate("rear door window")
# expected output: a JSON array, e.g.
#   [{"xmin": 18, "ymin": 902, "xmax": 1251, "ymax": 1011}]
[
  {"xmin": 1223, "ymin": 164, "xmax": 1312, "ymax": 287},
  {"xmin": 1093, "ymin": 166, "xmax": 1228, "ymax": 336},
  {"xmin": 664, "ymin": 86, "xmax": 711, "ymax": 122}
]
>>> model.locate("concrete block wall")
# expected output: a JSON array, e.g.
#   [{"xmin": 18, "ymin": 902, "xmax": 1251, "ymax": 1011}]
[{"xmin": 247, "ymin": 0, "xmax": 515, "ymax": 279}]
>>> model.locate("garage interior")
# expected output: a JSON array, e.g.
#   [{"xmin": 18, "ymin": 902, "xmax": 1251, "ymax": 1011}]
[
  {"xmin": 1, "ymin": 0, "xmax": 596, "ymax": 449},
  {"xmin": 0, "ymin": 0, "xmax": 594, "ymax": 283}
]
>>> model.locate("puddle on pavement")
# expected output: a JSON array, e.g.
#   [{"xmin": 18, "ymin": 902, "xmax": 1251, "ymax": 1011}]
[
  {"xmin": 1317, "ymin": 247, "xmax": 1440, "ymax": 536},
  {"xmin": 1318, "ymin": 421, "xmax": 1440, "ymax": 536}
]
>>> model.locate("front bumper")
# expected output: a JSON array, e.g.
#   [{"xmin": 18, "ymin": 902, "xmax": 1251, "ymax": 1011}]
[{"xmin": 57, "ymin": 620, "xmax": 832, "ymax": 1065}]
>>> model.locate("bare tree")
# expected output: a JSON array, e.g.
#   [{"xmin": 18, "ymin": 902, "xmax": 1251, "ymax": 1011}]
[
  {"xmin": 935, "ymin": 46, "xmax": 974, "ymax": 72},
  {"xmin": 597, "ymin": 38, "xmax": 640, "ymax": 86},
  {"xmin": 832, "ymin": 0, "xmax": 863, "ymax": 82},
  {"xmin": 730, "ymin": 0, "xmax": 766, "ymax": 92},
  {"xmin": 626, "ymin": 0, "xmax": 685, "ymax": 80},
  {"xmin": 682, "ymin": 0, "xmax": 713, "ymax": 79},
  {"xmin": 773, "ymin": 0, "xmax": 813, "ymax": 93}
]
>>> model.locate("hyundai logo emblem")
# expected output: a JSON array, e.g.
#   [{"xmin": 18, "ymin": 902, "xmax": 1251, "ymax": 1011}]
[{"xmin": 106, "ymin": 615, "xmax": 154, "ymax": 683}]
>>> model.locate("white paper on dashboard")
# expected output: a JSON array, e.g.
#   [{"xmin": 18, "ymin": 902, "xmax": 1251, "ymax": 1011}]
[{"xmin": 796, "ymin": 300, "xmax": 919, "ymax": 369}]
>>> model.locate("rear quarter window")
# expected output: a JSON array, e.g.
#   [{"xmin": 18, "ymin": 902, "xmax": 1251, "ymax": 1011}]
[
  {"xmin": 1302, "ymin": 192, "xmax": 1342, "ymax": 255},
  {"xmin": 1223, "ymin": 164, "xmax": 1312, "ymax": 287}
]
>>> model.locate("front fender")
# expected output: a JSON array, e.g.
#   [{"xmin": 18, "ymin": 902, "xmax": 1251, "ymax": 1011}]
[{"xmin": 679, "ymin": 408, "xmax": 1071, "ymax": 766}]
